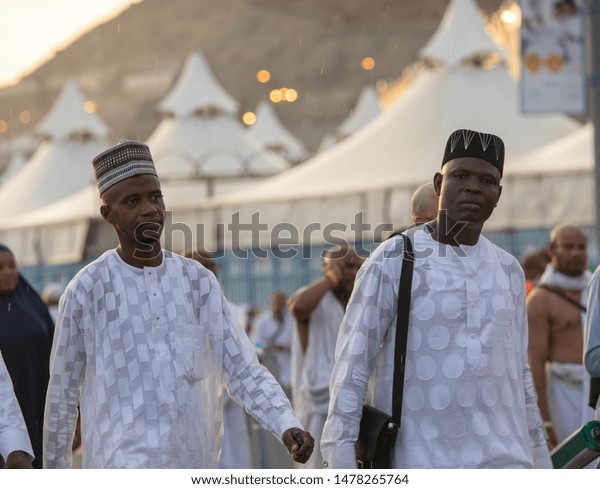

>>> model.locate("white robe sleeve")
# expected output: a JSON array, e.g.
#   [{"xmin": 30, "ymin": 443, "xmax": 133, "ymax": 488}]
[
  {"xmin": 43, "ymin": 285, "xmax": 86, "ymax": 469},
  {"xmin": 0, "ymin": 352, "xmax": 34, "ymax": 462},
  {"xmin": 321, "ymin": 239, "xmax": 401, "ymax": 468},
  {"xmin": 221, "ymin": 300, "xmax": 301, "ymax": 441}
]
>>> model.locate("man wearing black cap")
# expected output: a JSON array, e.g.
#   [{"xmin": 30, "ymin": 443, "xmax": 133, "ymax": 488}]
[
  {"xmin": 321, "ymin": 129, "xmax": 551, "ymax": 468},
  {"xmin": 43, "ymin": 140, "xmax": 313, "ymax": 468}
]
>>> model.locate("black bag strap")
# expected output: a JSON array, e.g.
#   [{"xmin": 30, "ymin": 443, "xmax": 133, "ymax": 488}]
[
  {"xmin": 537, "ymin": 284, "xmax": 587, "ymax": 312},
  {"xmin": 390, "ymin": 233, "xmax": 414, "ymax": 430}
]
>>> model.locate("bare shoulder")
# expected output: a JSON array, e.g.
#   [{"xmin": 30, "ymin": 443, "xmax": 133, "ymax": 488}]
[{"xmin": 526, "ymin": 286, "xmax": 553, "ymax": 311}]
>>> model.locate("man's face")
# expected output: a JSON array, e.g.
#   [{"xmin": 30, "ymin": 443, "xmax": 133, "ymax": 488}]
[
  {"xmin": 327, "ymin": 249, "xmax": 363, "ymax": 292},
  {"xmin": 271, "ymin": 292, "xmax": 286, "ymax": 314},
  {"xmin": 551, "ymin": 230, "xmax": 587, "ymax": 277},
  {"xmin": 434, "ymin": 157, "xmax": 502, "ymax": 226},
  {"xmin": 0, "ymin": 251, "xmax": 19, "ymax": 294},
  {"xmin": 101, "ymin": 174, "xmax": 165, "ymax": 248}
]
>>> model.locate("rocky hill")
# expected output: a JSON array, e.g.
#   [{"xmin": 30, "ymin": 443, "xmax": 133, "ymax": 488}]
[{"xmin": 0, "ymin": 0, "xmax": 503, "ymax": 151}]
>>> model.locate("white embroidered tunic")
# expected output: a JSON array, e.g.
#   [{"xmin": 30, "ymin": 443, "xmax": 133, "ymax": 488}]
[
  {"xmin": 321, "ymin": 229, "xmax": 550, "ymax": 468},
  {"xmin": 252, "ymin": 309, "xmax": 294, "ymax": 387},
  {"xmin": 44, "ymin": 250, "xmax": 300, "ymax": 468}
]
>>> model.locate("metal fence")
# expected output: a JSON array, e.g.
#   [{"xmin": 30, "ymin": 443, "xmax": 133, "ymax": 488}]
[{"xmin": 19, "ymin": 226, "xmax": 599, "ymax": 308}]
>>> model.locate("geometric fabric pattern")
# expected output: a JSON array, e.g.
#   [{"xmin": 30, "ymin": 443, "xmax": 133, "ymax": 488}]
[
  {"xmin": 321, "ymin": 228, "xmax": 549, "ymax": 468},
  {"xmin": 44, "ymin": 250, "xmax": 299, "ymax": 468}
]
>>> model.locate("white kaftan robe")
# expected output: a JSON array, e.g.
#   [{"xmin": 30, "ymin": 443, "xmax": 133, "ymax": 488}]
[
  {"xmin": 44, "ymin": 250, "xmax": 300, "ymax": 468},
  {"xmin": 321, "ymin": 229, "xmax": 551, "ymax": 469},
  {"xmin": 252, "ymin": 310, "xmax": 293, "ymax": 387}
]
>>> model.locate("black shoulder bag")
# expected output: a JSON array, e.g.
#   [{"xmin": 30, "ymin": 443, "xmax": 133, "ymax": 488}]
[{"xmin": 356, "ymin": 234, "xmax": 414, "ymax": 469}]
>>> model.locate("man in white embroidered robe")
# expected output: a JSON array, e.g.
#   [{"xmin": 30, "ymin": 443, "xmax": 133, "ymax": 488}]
[
  {"xmin": 43, "ymin": 140, "xmax": 313, "ymax": 469},
  {"xmin": 321, "ymin": 129, "xmax": 551, "ymax": 469}
]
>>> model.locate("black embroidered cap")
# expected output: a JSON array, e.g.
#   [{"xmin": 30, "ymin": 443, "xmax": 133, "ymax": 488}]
[
  {"xmin": 92, "ymin": 139, "xmax": 158, "ymax": 195},
  {"xmin": 442, "ymin": 129, "xmax": 505, "ymax": 176}
]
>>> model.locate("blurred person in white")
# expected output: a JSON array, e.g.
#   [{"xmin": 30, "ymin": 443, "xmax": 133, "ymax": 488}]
[
  {"xmin": 252, "ymin": 291, "xmax": 294, "ymax": 390},
  {"xmin": 321, "ymin": 129, "xmax": 551, "ymax": 468},
  {"xmin": 43, "ymin": 140, "xmax": 313, "ymax": 468},
  {"xmin": 288, "ymin": 246, "xmax": 363, "ymax": 469},
  {"xmin": 527, "ymin": 223, "xmax": 594, "ymax": 448},
  {"xmin": 42, "ymin": 282, "xmax": 64, "ymax": 323},
  {"xmin": 0, "ymin": 351, "xmax": 33, "ymax": 469}
]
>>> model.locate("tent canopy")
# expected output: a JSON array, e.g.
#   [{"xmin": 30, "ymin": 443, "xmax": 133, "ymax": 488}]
[
  {"xmin": 203, "ymin": 63, "xmax": 579, "ymax": 207},
  {"xmin": 158, "ymin": 52, "xmax": 239, "ymax": 117},
  {"xmin": 419, "ymin": 0, "xmax": 506, "ymax": 66},
  {"xmin": 248, "ymin": 101, "xmax": 307, "ymax": 162},
  {"xmin": 36, "ymin": 80, "xmax": 109, "ymax": 142}
]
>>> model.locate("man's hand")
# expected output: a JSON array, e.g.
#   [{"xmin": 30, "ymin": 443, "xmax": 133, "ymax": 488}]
[
  {"xmin": 324, "ymin": 259, "xmax": 343, "ymax": 287},
  {"xmin": 4, "ymin": 451, "xmax": 32, "ymax": 469},
  {"xmin": 545, "ymin": 425, "xmax": 557, "ymax": 451},
  {"xmin": 282, "ymin": 428, "xmax": 314, "ymax": 464},
  {"xmin": 72, "ymin": 414, "xmax": 82, "ymax": 451}
]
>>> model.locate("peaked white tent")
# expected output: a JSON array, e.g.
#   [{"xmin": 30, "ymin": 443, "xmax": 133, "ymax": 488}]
[
  {"xmin": 504, "ymin": 122, "xmax": 592, "ymax": 175},
  {"xmin": 169, "ymin": 0, "xmax": 580, "ymax": 250},
  {"xmin": 336, "ymin": 85, "xmax": 382, "ymax": 138},
  {"xmin": 0, "ymin": 0, "xmax": 584, "ymax": 265},
  {"xmin": 0, "ymin": 133, "xmax": 38, "ymax": 186},
  {"xmin": 0, "ymin": 81, "xmax": 109, "ymax": 220},
  {"xmin": 248, "ymin": 101, "xmax": 308, "ymax": 163},
  {"xmin": 0, "ymin": 151, "xmax": 29, "ymax": 187},
  {"xmin": 419, "ymin": 0, "xmax": 504, "ymax": 64},
  {"xmin": 0, "ymin": 53, "xmax": 289, "ymax": 264},
  {"xmin": 36, "ymin": 81, "xmax": 109, "ymax": 142},
  {"xmin": 488, "ymin": 123, "xmax": 594, "ymax": 231},
  {"xmin": 146, "ymin": 51, "xmax": 289, "ymax": 197},
  {"xmin": 158, "ymin": 52, "xmax": 238, "ymax": 118},
  {"xmin": 319, "ymin": 85, "xmax": 382, "ymax": 151}
]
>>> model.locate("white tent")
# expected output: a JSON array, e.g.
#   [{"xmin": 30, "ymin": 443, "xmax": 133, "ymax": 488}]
[
  {"xmin": 0, "ymin": 81, "xmax": 109, "ymax": 220},
  {"xmin": 0, "ymin": 0, "xmax": 584, "ymax": 264},
  {"xmin": 158, "ymin": 51, "xmax": 238, "ymax": 118},
  {"xmin": 0, "ymin": 53, "xmax": 289, "ymax": 264},
  {"xmin": 0, "ymin": 133, "xmax": 38, "ymax": 186},
  {"xmin": 0, "ymin": 152, "xmax": 28, "ymax": 187},
  {"xmin": 161, "ymin": 0, "xmax": 580, "ymax": 250},
  {"xmin": 336, "ymin": 85, "xmax": 382, "ymax": 138},
  {"xmin": 36, "ymin": 81, "xmax": 109, "ymax": 142},
  {"xmin": 248, "ymin": 101, "xmax": 308, "ymax": 163},
  {"xmin": 488, "ymin": 123, "xmax": 594, "ymax": 231},
  {"xmin": 504, "ymin": 122, "xmax": 592, "ymax": 175},
  {"xmin": 419, "ymin": 0, "xmax": 504, "ymax": 65},
  {"xmin": 146, "ymin": 51, "xmax": 289, "ymax": 198},
  {"xmin": 319, "ymin": 85, "xmax": 382, "ymax": 152}
]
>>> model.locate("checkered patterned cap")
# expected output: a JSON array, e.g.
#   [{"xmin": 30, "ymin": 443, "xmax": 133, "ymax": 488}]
[
  {"xmin": 442, "ymin": 129, "xmax": 504, "ymax": 176},
  {"xmin": 93, "ymin": 139, "xmax": 158, "ymax": 195}
]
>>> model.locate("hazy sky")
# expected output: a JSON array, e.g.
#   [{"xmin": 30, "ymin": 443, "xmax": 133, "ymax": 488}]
[{"xmin": 0, "ymin": 0, "xmax": 140, "ymax": 87}]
